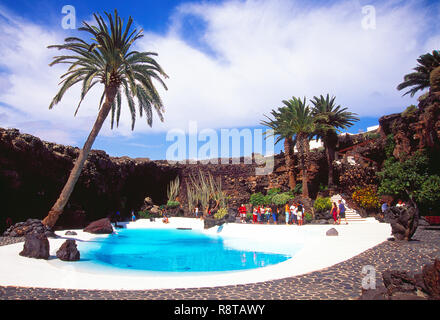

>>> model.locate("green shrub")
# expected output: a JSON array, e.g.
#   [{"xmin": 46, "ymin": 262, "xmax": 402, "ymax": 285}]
[
  {"xmin": 304, "ymin": 212, "xmax": 313, "ymax": 222},
  {"xmin": 378, "ymin": 151, "xmax": 440, "ymax": 208},
  {"xmin": 352, "ymin": 185, "xmax": 380, "ymax": 210},
  {"xmin": 401, "ymin": 104, "xmax": 418, "ymax": 118},
  {"xmin": 272, "ymin": 192, "xmax": 294, "ymax": 206},
  {"xmin": 166, "ymin": 200, "xmax": 180, "ymax": 208},
  {"xmin": 249, "ymin": 192, "xmax": 266, "ymax": 206},
  {"xmin": 138, "ymin": 210, "xmax": 154, "ymax": 219},
  {"xmin": 293, "ymin": 184, "xmax": 302, "ymax": 195},
  {"xmin": 214, "ymin": 208, "xmax": 228, "ymax": 220},
  {"xmin": 267, "ymin": 188, "xmax": 281, "ymax": 196},
  {"xmin": 313, "ymin": 197, "xmax": 332, "ymax": 212}
]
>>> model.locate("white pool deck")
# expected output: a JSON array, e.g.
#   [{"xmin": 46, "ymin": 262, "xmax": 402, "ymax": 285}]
[{"xmin": 0, "ymin": 218, "xmax": 392, "ymax": 290}]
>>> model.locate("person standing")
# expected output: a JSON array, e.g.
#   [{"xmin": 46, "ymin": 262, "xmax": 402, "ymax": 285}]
[
  {"xmin": 331, "ymin": 202, "xmax": 338, "ymax": 224},
  {"xmin": 195, "ymin": 206, "xmax": 199, "ymax": 218},
  {"xmin": 285, "ymin": 203, "xmax": 290, "ymax": 224},
  {"xmin": 297, "ymin": 202, "xmax": 303, "ymax": 226},
  {"xmin": 272, "ymin": 207, "xmax": 278, "ymax": 225},
  {"xmin": 260, "ymin": 205, "xmax": 265, "ymax": 224},
  {"xmin": 290, "ymin": 203, "xmax": 297, "ymax": 225},
  {"xmin": 381, "ymin": 202, "xmax": 388, "ymax": 213},
  {"xmin": 131, "ymin": 210, "xmax": 136, "ymax": 222},
  {"xmin": 338, "ymin": 200, "xmax": 347, "ymax": 225},
  {"xmin": 265, "ymin": 206, "xmax": 271, "ymax": 224},
  {"xmin": 239, "ymin": 204, "xmax": 247, "ymax": 223},
  {"xmin": 253, "ymin": 207, "xmax": 258, "ymax": 224}
]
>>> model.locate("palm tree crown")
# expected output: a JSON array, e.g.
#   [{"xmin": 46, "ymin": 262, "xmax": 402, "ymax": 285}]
[
  {"xmin": 48, "ymin": 9, "xmax": 168, "ymax": 129},
  {"xmin": 311, "ymin": 94, "xmax": 359, "ymax": 136},
  {"xmin": 397, "ymin": 50, "xmax": 440, "ymax": 97},
  {"xmin": 311, "ymin": 94, "xmax": 359, "ymax": 187}
]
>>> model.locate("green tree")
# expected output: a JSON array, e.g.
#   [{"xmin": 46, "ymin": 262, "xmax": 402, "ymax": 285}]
[
  {"xmin": 42, "ymin": 10, "xmax": 168, "ymax": 228},
  {"xmin": 397, "ymin": 50, "xmax": 440, "ymax": 97},
  {"xmin": 377, "ymin": 151, "xmax": 440, "ymax": 208},
  {"xmin": 283, "ymin": 97, "xmax": 315, "ymax": 198},
  {"xmin": 261, "ymin": 108, "xmax": 297, "ymax": 191},
  {"xmin": 311, "ymin": 94, "xmax": 359, "ymax": 187}
]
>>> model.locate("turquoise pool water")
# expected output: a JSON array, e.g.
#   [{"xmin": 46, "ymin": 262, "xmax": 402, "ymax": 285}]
[{"xmin": 79, "ymin": 228, "xmax": 293, "ymax": 272}]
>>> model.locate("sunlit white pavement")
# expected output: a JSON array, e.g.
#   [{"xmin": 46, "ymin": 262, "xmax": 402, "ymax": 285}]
[{"xmin": 0, "ymin": 218, "xmax": 392, "ymax": 290}]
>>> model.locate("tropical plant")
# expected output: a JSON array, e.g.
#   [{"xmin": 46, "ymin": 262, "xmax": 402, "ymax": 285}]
[
  {"xmin": 352, "ymin": 185, "xmax": 380, "ymax": 210},
  {"xmin": 401, "ymin": 105, "xmax": 418, "ymax": 118},
  {"xmin": 313, "ymin": 197, "xmax": 332, "ymax": 212},
  {"xmin": 42, "ymin": 10, "xmax": 168, "ymax": 228},
  {"xmin": 214, "ymin": 208, "xmax": 228, "ymax": 220},
  {"xmin": 311, "ymin": 94, "xmax": 359, "ymax": 187},
  {"xmin": 249, "ymin": 192, "xmax": 267, "ymax": 206},
  {"xmin": 397, "ymin": 50, "xmax": 440, "ymax": 97},
  {"xmin": 186, "ymin": 170, "xmax": 227, "ymax": 215},
  {"xmin": 283, "ymin": 97, "xmax": 315, "ymax": 198},
  {"xmin": 261, "ymin": 108, "xmax": 297, "ymax": 191},
  {"xmin": 138, "ymin": 210, "xmax": 156, "ymax": 219},
  {"xmin": 377, "ymin": 151, "xmax": 440, "ymax": 208},
  {"xmin": 271, "ymin": 192, "xmax": 294, "ymax": 206},
  {"xmin": 167, "ymin": 176, "xmax": 180, "ymax": 202},
  {"xmin": 166, "ymin": 200, "xmax": 180, "ymax": 208}
]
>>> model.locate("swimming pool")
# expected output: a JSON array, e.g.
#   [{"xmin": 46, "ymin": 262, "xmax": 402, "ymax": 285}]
[{"xmin": 79, "ymin": 228, "xmax": 296, "ymax": 272}]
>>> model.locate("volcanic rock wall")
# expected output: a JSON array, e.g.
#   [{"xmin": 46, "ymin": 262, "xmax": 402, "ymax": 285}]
[
  {"xmin": 0, "ymin": 128, "xmax": 178, "ymax": 230},
  {"xmin": 379, "ymin": 94, "xmax": 440, "ymax": 160},
  {"xmin": 0, "ymin": 128, "xmax": 329, "ymax": 230}
]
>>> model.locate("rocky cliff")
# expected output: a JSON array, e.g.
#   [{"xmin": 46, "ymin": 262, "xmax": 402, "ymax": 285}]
[
  {"xmin": 3, "ymin": 95, "xmax": 438, "ymax": 231},
  {"xmin": 0, "ymin": 128, "xmax": 329, "ymax": 230}
]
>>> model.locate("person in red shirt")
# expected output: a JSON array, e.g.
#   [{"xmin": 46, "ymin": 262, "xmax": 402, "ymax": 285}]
[{"xmin": 239, "ymin": 204, "xmax": 247, "ymax": 223}]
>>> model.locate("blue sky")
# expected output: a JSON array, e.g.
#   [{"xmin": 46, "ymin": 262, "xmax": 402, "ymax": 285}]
[{"xmin": 0, "ymin": 0, "xmax": 439, "ymax": 160}]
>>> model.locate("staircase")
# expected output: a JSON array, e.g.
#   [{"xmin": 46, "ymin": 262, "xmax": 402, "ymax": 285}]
[{"xmin": 330, "ymin": 194, "xmax": 371, "ymax": 224}]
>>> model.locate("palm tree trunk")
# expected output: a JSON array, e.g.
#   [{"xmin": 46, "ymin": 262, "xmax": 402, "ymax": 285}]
[
  {"xmin": 284, "ymin": 137, "xmax": 296, "ymax": 191},
  {"xmin": 42, "ymin": 87, "xmax": 117, "ymax": 228},
  {"xmin": 324, "ymin": 139, "xmax": 335, "ymax": 187},
  {"xmin": 299, "ymin": 135, "xmax": 309, "ymax": 198}
]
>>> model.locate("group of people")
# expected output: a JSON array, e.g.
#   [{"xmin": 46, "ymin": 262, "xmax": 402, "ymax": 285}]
[
  {"xmin": 239, "ymin": 202, "xmax": 306, "ymax": 226},
  {"xmin": 250, "ymin": 205, "xmax": 279, "ymax": 224},
  {"xmin": 330, "ymin": 200, "xmax": 347, "ymax": 225},
  {"xmin": 285, "ymin": 202, "xmax": 305, "ymax": 225}
]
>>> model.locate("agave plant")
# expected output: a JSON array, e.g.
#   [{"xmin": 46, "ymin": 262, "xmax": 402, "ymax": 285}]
[
  {"xmin": 397, "ymin": 50, "xmax": 440, "ymax": 97},
  {"xmin": 167, "ymin": 176, "xmax": 180, "ymax": 203},
  {"xmin": 42, "ymin": 10, "xmax": 168, "ymax": 228},
  {"xmin": 187, "ymin": 170, "xmax": 227, "ymax": 216}
]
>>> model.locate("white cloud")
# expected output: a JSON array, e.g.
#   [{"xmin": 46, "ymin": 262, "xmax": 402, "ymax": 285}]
[{"xmin": 0, "ymin": 0, "xmax": 439, "ymax": 147}]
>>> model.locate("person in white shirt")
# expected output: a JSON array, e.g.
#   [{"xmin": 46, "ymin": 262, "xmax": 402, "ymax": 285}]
[
  {"xmin": 296, "ymin": 203, "xmax": 303, "ymax": 226},
  {"xmin": 290, "ymin": 204, "xmax": 297, "ymax": 225}
]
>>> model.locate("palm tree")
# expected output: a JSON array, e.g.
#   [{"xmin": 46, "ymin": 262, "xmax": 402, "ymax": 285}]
[
  {"xmin": 41, "ymin": 10, "xmax": 168, "ymax": 228},
  {"xmin": 397, "ymin": 50, "xmax": 440, "ymax": 97},
  {"xmin": 284, "ymin": 97, "xmax": 315, "ymax": 198},
  {"xmin": 261, "ymin": 108, "xmax": 297, "ymax": 191},
  {"xmin": 311, "ymin": 94, "xmax": 359, "ymax": 187}
]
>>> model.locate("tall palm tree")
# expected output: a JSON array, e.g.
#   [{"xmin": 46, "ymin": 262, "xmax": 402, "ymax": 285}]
[
  {"xmin": 397, "ymin": 50, "xmax": 440, "ymax": 97},
  {"xmin": 311, "ymin": 94, "xmax": 359, "ymax": 187},
  {"xmin": 42, "ymin": 10, "xmax": 168, "ymax": 228},
  {"xmin": 283, "ymin": 97, "xmax": 315, "ymax": 198},
  {"xmin": 261, "ymin": 108, "xmax": 297, "ymax": 191}
]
